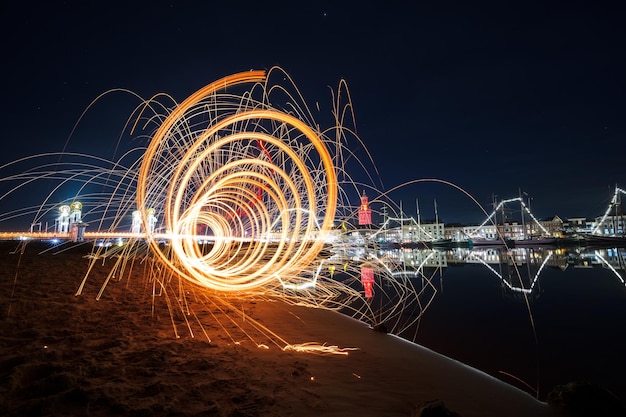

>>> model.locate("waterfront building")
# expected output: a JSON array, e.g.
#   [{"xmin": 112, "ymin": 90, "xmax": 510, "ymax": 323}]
[
  {"xmin": 537, "ymin": 216, "xmax": 564, "ymax": 238},
  {"xmin": 412, "ymin": 221, "xmax": 445, "ymax": 242},
  {"xmin": 463, "ymin": 224, "xmax": 499, "ymax": 240},
  {"xmin": 595, "ymin": 214, "xmax": 625, "ymax": 235},
  {"xmin": 443, "ymin": 224, "xmax": 466, "ymax": 242},
  {"xmin": 462, "ymin": 217, "xmax": 563, "ymax": 241},
  {"xmin": 563, "ymin": 217, "xmax": 595, "ymax": 234},
  {"xmin": 380, "ymin": 221, "xmax": 445, "ymax": 243}
]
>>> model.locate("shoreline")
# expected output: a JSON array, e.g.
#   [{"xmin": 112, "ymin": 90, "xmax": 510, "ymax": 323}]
[
  {"xmin": 0, "ymin": 241, "xmax": 602, "ymax": 416},
  {"xmin": 246, "ymin": 299, "xmax": 557, "ymax": 417}
]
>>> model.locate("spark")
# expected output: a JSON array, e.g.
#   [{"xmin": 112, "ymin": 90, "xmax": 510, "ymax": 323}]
[
  {"xmin": 0, "ymin": 66, "xmax": 483, "ymax": 352},
  {"xmin": 283, "ymin": 342, "xmax": 359, "ymax": 356}
]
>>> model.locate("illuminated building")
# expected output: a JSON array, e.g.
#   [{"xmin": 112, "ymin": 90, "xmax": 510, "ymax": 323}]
[
  {"xmin": 358, "ymin": 192, "xmax": 372, "ymax": 226},
  {"xmin": 132, "ymin": 210, "xmax": 142, "ymax": 233},
  {"xmin": 69, "ymin": 201, "xmax": 82, "ymax": 224},
  {"xmin": 147, "ymin": 208, "xmax": 157, "ymax": 234},
  {"xmin": 68, "ymin": 202, "xmax": 86, "ymax": 242},
  {"xmin": 57, "ymin": 205, "xmax": 70, "ymax": 233}
]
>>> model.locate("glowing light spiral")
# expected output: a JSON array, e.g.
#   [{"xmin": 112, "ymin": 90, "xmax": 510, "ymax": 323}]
[
  {"xmin": 137, "ymin": 71, "xmax": 337, "ymax": 292},
  {"xmin": 0, "ymin": 67, "xmax": 446, "ymax": 341}
]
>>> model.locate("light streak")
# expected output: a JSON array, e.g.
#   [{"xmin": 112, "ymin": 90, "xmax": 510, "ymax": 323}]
[
  {"xmin": 468, "ymin": 249, "xmax": 553, "ymax": 294},
  {"xmin": 282, "ymin": 343, "xmax": 358, "ymax": 356},
  {"xmin": 594, "ymin": 250, "xmax": 626, "ymax": 285},
  {"xmin": 592, "ymin": 186, "xmax": 626, "ymax": 235},
  {"xmin": 133, "ymin": 71, "xmax": 337, "ymax": 292},
  {"xmin": 468, "ymin": 197, "xmax": 549, "ymax": 238},
  {"xmin": 0, "ymin": 66, "xmax": 532, "ymax": 354}
]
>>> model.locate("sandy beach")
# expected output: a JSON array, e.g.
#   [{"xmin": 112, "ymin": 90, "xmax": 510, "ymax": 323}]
[{"xmin": 0, "ymin": 240, "xmax": 603, "ymax": 416}]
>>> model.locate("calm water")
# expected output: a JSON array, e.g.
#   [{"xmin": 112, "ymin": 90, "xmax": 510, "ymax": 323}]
[{"xmin": 367, "ymin": 246, "xmax": 626, "ymax": 402}]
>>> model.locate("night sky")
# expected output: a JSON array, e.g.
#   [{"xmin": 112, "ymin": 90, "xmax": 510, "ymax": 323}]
[{"xmin": 1, "ymin": 1, "xmax": 624, "ymax": 227}]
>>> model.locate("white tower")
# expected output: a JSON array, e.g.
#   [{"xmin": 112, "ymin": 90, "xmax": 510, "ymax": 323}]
[
  {"xmin": 147, "ymin": 208, "xmax": 157, "ymax": 234},
  {"xmin": 69, "ymin": 201, "xmax": 82, "ymax": 224},
  {"xmin": 131, "ymin": 210, "xmax": 142, "ymax": 234},
  {"xmin": 57, "ymin": 205, "xmax": 70, "ymax": 233}
]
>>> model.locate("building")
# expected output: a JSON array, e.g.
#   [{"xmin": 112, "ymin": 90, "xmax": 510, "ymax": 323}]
[{"xmin": 594, "ymin": 214, "xmax": 625, "ymax": 235}]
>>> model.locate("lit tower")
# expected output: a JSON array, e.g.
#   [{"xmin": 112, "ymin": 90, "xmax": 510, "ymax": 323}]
[
  {"xmin": 147, "ymin": 208, "xmax": 157, "ymax": 234},
  {"xmin": 131, "ymin": 210, "xmax": 142, "ymax": 234},
  {"xmin": 69, "ymin": 202, "xmax": 82, "ymax": 224},
  {"xmin": 68, "ymin": 201, "xmax": 86, "ymax": 242},
  {"xmin": 358, "ymin": 191, "xmax": 372, "ymax": 226},
  {"xmin": 57, "ymin": 205, "xmax": 70, "ymax": 233}
]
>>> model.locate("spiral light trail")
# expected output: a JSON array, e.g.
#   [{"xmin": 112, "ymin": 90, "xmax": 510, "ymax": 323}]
[
  {"xmin": 136, "ymin": 71, "xmax": 337, "ymax": 292},
  {"xmin": 0, "ymin": 67, "xmax": 445, "ymax": 347}
]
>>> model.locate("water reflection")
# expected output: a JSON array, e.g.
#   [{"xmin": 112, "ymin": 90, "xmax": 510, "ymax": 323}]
[
  {"xmin": 331, "ymin": 245, "xmax": 626, "ymax": 401},
  {"xmin": 325, "ymin": 245, "xmax": 626, "ymax": 332},
  {"xmin": 462, "ymin": 246, "xmax": 626, "ymax": 290},
  {"xmin": 336, "ymin": 246, "xmax": 626, "ymax": 293}
]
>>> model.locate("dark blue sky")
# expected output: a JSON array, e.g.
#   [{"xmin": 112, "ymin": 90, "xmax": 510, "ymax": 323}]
[{"xmin": 1, "ymin": 0, "xmax": 624, "ymax": 226}]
